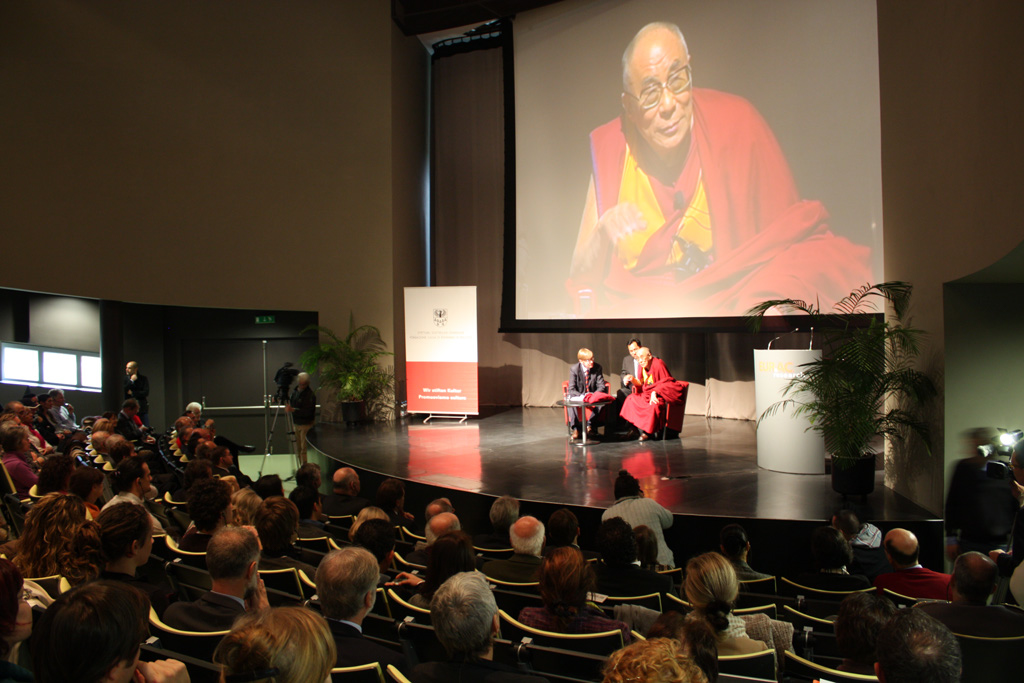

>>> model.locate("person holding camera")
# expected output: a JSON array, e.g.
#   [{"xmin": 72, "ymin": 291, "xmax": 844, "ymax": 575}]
[{"xmin": 286, "ymin": 372, "xmax": 316, "ymax": 467}]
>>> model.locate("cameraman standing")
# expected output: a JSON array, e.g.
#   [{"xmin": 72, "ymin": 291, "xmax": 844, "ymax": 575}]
[{"xmin": 286, "ymin": 372, "xmax": 316, "ymax": 467}]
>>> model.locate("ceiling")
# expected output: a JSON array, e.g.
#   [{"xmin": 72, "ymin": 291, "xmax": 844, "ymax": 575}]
[{"xmin": 392, "ymin": 0, "xmax": 561, "ymax": 36}]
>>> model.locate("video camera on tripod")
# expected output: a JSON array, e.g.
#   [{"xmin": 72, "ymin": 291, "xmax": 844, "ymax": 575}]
[{"xmin": 273, "ymin": 362, "xmax": 300, "ymax": 405}]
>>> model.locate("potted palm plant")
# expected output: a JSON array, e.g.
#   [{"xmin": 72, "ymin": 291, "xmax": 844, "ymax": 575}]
[
  {"xmin": 746, "ymin": 282, "xmax": 936, "ymax": 496},
  {"xmin": 300, "ymin": 317, "xmax": 395, "ymax": 423}
]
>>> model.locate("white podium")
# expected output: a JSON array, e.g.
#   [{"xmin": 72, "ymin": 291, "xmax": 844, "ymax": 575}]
[{"xmin": 754, "ymin": 349, "xmax": 825, "ymax": 474}]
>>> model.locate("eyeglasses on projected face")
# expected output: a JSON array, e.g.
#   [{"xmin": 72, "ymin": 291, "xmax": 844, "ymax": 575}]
[{"xmin": 625, "ymin": 64, "xmax": 693, "ymax": 111}]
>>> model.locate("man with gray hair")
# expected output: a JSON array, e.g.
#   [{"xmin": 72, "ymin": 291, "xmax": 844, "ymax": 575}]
[
  {"xmin": 286, "ymin": 370, "xmax": 316, "ymax": 467},
  {"xmin": 414, "ymin": 572, "xmax": 542, "ymax": 682},
  {"xmin": 482, "ymin": 516, "xmax": 544, "ymax": 583},
  {"xmin": 407, "ymin": 511, "xmax": 461, "ymax": 566},
  {"xmin": 918, "ymin": 551, "xmax": 1024, "ymax": 636},
  {"xmin": 315, "ymin": 547, "xmax": 408, "ymax": 673},
  {"xmin": 474, "ymin": 495, "xmax": 520, "ymax": 550},
  {"xmin": 47, "ymin": 388, "xmax": 78, "ymax": 431},
  {"xmin": 162, "ymin": 526, "xmax": 268, "ymax": 631}
]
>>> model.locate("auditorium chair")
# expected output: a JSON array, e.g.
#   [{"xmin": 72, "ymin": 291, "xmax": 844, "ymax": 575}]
[
  {"xmin": 296, "ymin": 535, "xmax": 332, "ymax": 553},
  {"xmin": 953, "ymin": 632, "xmax": 1024, "ymax": 683},
  {"xmin": 387, "ymin": 588, "xmax": 431, "ymax": 624},
  {"xmin": 497, "ymin": 609, "xmax": 625, "ymax": 656},
  {"xmin": 165, "ymin": 559, "xmax": 213, "ymax": 602},
  {"xmin": 330, "ymin": 662, "xmax": 385, "ymax": 683},
  {"xmin": 783, "ymin": 651, "xmax": 877, "ymax": 682},
  {"xmin": 391, "ymin": 551, "xmax": 425, "ymax": 572},
  {"xmin": 484, "ymin": 576, "xmax": 540, "ymax": 592},
  {"xmin": 141, "ymin": 642, "xmax": 221, "ymax": 683},
  {"xmin": 164, "ymin": 535, "xmax": 207, "ymax": 569},
  {"xmin": 738, "ymin": 575, "xmax": 777, "ymax": 595},
  {"xmin": 258, "ymin": 567, "xmax": 306, "ymax": 603},
  {"xmin": 148, "ymin": 607, "xmax": 230, "ymax": 662},
  {"xmin": 27, "ymin": 484, "xmax": 41, "ymax": 500},
  {"xmin": 23, "ymin": 574, "xmax": 63, "ymax": 600},
  {"xmin": 386, "ymin": 664, "xmax": 411, "ymax": 683},
  {"xmin": 497, "ymin": 637, "xmax": 610, "ymax": 682},
  {"xmin": 717, "ymin": 649, "xmax": 776, "ymax": 680},
  {"xmin": 592, "ymin": 591, "xmax": 663, "ymax": 613},
  {"xmin": 880, "ymin": 587, "xmax": 930, "ymax": 608},
  {"xmin": 395, "ymin": 618, "xmax": 449, "ymax": 667},
  {"xmin": 490, "ymin": 586, "xmax": 545, "ymax": 617},
  {"xmin": 2, "ymin": 493, "xmax": 28, "ymax": 537}
]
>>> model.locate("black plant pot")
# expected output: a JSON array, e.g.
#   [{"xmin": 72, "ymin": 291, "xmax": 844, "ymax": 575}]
[
  {"xmin": 831, "ymin": 455, "xmax": 876, "ymax": 496},
  {"xmin": 340, "ymin": 400, "xmax": 366, "ymax": 424}
]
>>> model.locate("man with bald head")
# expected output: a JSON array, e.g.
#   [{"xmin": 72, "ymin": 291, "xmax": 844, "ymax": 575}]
[
  {"xmin": 917, "ymin": 552, "xmax": 1024, "ymax": 636},
  {"xmin": 322, "ymin": 467, "xmax": 369, "ymax": 517},
  {"xmin": 406, "ymin": 511, "xmax": 461, "ymax": 567},
  {"xmin": 618, "ymin": 347, "xmax": 687, "ymax": 441},
  {"xmin": 482, "ymin": 516, "xmax": 545, "ymax": 583},
  {"xmin": 873, "ymin": 528, "xmax": 950, "ymax": 600},
  {"xmin": 567, "ymin": 21, "xmax": 871, "ymax": 317}
]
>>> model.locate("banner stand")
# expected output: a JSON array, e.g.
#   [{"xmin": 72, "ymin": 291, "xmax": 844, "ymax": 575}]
[{"xmin": 424, "ymin": 413, "xmax": 469, "ymax": 424}]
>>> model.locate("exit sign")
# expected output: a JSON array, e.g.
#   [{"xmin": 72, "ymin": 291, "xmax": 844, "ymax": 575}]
[{"xmin": 255, "ymin": 315, "xmax": 276, "ymax": 324}]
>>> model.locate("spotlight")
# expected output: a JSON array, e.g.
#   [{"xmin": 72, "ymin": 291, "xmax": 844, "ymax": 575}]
[{"xmin": 999, "ymin": 429, "xmax": 1023, "ymax": 447}]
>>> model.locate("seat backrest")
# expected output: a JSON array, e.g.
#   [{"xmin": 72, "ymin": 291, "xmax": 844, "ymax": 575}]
[
  {"xmin": 497, "ymin": 637, "xmax": 610, "ymax": 682},
  {"xmin": 739, "ymin": 576, "xmax": 777, "ymax": 595},
  {"xmin": 779, "ymin": 577, "xmax": 872, "ymax": 601},
  {"xmin": 591, "ymin": 591, "xmax": 663, "ymax": 612},
  {"xmin": 165, "ymin": 535, "xmax": 208, "ymax": 568},
  {"xmin": 386, "ymin": 588, "xmax": 431, "ymax": 625},
  {"xmin": 717, "ymin": 649, "xmax": 776, "ymax": 680},
  {"xmin": 783, "ymin": 651, "xmax": 878, "ymax": 682},
  {"xmin": 953, "ymin": 632, "xmax": 1024, "ymax": 683},
  {"xmin": 498, "ymin": 609, "xmax": 624, "ymax": 656},
  {"xmin": 395, "ymin": 618, "xmax": 447, "ymax": 668},
  {"xmin": 258, "ymin": 567, "xmax": 304, "ymax": 600},
  {"xmin": 149, "ymin": 607, "xmax": 229, "ymax": 661},
  {"xmin": 296, "ymin": 536, "xmax": 332, "ymax": 553},
  {"xmin": 330, "ymin": 662, "xmax": 385, "ymax": 683}
]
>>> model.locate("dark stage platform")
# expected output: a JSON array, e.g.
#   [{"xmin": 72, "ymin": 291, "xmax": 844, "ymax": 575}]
[{"xmin": 309, "ymin": 407, "xmax": 943, "ymax": 575}]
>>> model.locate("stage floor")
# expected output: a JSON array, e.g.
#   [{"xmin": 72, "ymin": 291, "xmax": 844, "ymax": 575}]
[{"xmin": 310, "ymin": 407, "xmax": 938, "ymax": 524}]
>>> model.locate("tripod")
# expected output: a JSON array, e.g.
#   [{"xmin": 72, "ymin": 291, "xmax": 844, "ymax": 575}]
[{"xmin": 258, "ymin": 398, "xmax": 297, "ymax": 480}]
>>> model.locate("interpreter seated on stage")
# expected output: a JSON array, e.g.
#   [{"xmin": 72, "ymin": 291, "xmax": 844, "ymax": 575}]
[
  {"xmin": 482, "ymin": 516, "xmax": 545, "ymax": 583},
  {"xmin": 164, "ymin": 526, "xmax": 269, "ymax": 631},
  {"xmin": 620, "ymin": 347, "xmax": 687, "ymax": 442},
  {"xmin": 567, "ymin": 347, "xmax": 610, "ymax": 440},
  {"xmin": 918, "ymin": 551, "xmax": 1024, "ymax": 637}
]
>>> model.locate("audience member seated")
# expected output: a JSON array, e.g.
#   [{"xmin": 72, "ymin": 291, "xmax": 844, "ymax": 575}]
[
  {"xmin": 413, "ymin": 571, "xmax": 545, "ymax": 683},
  {"xmin": 474, "ymin": 495, "xmax": 519, "ymax": 549},
  {"xmin": 719, "ymin": 523, "xmax": 772, "ymax": 581},
  {"xmin": 288, "ymin": 485, "xmax": 330, "ymax": 540},
  {"xmin": 873, "ymin": 528, "xmax": 951, "ymax": 600},
  {"xmin": 646, "ymin": 613, "xmax": 718, "ymax": 683},
  {"xmin": 105, "ymin": 434, "xmax": 135, "ymax": 467},
  {"xmin": 214, "ymin": 606, "xmax": 335, "ymax": 683},
  {"xmin": 315, "ymin": 547, "xmax": 409, "ymax": 673},
  {"xmin": 116, "ymin": 398, "xmax": 155, "ymax": 447},
  {"xmin": 602, "ymin": 637, "xmax": 707, "ymax": 683},
  {"xmin": 592, "ymin": 518, "xmax": 672, "ymax": 597},
  {"xmin": 164, "ymin": 526, "xmax": 269, "ymax": 631},
  {"xmin": 482, "ymin": 516, "xmax": 545, "ymax": 583},
  {"xmin": 180, "ymin": 478, "xmax": 233, "ymax": 552},
  {"xmin": 602, "ymin": 470, "xmax": 674, "ymax": 567},
  {"xmin": 795, "ymin": 525, "xmax": 871, "ymax": 591},
  {"xmin": 9, "ymin": 493, "xmax": 102, "ymax": 586},
  {"xmin": 990, "ymin": 441, "xmax": 1024, "ymax": 579},
  {"xmin": 4, "ymin": 401, "xmax": 53, "ymax": 458},
  {"xmin": 833, "ymin": 591, "xmax": 897, "ymax": 675},
  {"xmin": 231, "ymin": 487, "xmax": 263, "ymax": 527},
  {"xmin": 33, "ymin": 581, "xmax": 188, "ymax": 682},
  {"xmin": 683, "ymin": 552, "xmax": 768, "ymax": 657},
  {"xmin": 295, "ymin": 462, "xmax": 322, "ymax": 491},
  {"xmin": 918, "ymin": 551, "xmax": 1024, "ymax": 636},
  {"xmin": 177, "ymin": 458, "xmax": 214, "ymax": 502},
  {"xmin": 48, "ymin": 387, "xmax": 78, "ymax": 432},
  {"xmin": 210, "ymin": 444, "xmax": 253, "ymax": 489},
  {"xmin": 97, "ymin": 501, "xmax": 174, "ymax": 616},
  {"xmin": 413, "ymin": 497, "xmax": 455, "ymax": 551},
  {"xmin": 832, "ymin": 509, "xmax": 890, "ymax": 581},
  {"xmin": 544, "ymin": 507, "xmax": 600, "ymax": 560},
  {"xmin": 89, "ymin": 428, "xmax": 111, "ymax": 460},
  {"xmin": 254, "ymin": 496, "xmax": 317, "ymax": 577},
  {"xmin": 406, "ymin": 511, "xmax": 461, "ymax": 566},
  {"xmin": 874, "ymin": 608, "xmax": 961, "ymax": 683},
  {"xmin": 375, "ymin": 477, "xmax": 414, "ymax": 527},
  {"xmin": 519, "ymin": 546, "xmax": 631, "ymax": 642},
  {"xmin": 0, "ymin": 422, "xmax": 38, "ymax": 498},
  {"xmin": 69, "ymin": 465, "xmax": 105, "ymax": 519},
  {"xmin": 392, "ymin": 530, "xmax": 477, "ymax": 608},
  {"xmin": 322, "ymin": 467, "xmax": 370, "ymax": 517},
  {"xmin": 349, "ymin": 506, "xmax": 390, "ymax": 542},
  {"xmin": 103, "ymin": 457, "xmax": 166, "ymax": 534},
  {"xmin": 253, "ymin": 474, "xmax": 284, "ymax": 500},
  {"xmin": 353, "ymin": 517, "xmax": 397, "ymax": 585},
  {"xmin": 0, "ymin": 559, "xmax": 33, "ymax": 682},
  {"xmin": 35, "ymin": 454, "xmax": 72, "ymax": 496},
  {"xmin": 635, "ymin": 525, "xmax": 673, "ymax": 574}
]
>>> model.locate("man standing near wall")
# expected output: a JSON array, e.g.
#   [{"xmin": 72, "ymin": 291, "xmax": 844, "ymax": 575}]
[
  {"xmin": 124, "ymin": 361, "xmax": 150, "ymax": 428},
  {"xmin": 287, "ymin": 372, "xmax": 316, "ymax": 468}
]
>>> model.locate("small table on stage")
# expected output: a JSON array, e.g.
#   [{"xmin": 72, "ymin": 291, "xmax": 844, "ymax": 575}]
[{"xmin": 557, "ymin": 396, "xmax": 614, "ymax": 446}]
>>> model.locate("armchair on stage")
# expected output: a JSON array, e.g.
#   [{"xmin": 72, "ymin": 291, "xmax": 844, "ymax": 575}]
[
  {"xmin": 619, "ymin": 379, "xmax": 689, "ymax": 441},
  {"xmin": 652, "ymin": 381, "xmax": 689, "ymax": 440}
]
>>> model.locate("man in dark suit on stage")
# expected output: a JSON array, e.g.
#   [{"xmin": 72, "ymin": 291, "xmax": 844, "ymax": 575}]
[
  {"xmin": 873, "ymin": 528, "xmax": 951, "ymax": 600},
  {"xmin": 567, "ymin": 347, "xmax": 609, "ymax": 440},
  {"xmin": 163, "ymin": 526, "xmax": 269, "ymax": 631},
  {"xmin": 918, "ymin": 551, "xmax": 1024, "ymax": 636},
  {"xmin": 606, "ymin": 338, "xmax": 643, "ymax": 434},
  {"xmin": 316, "ymin": 547, "xmax": 409, "ymax": 674}
]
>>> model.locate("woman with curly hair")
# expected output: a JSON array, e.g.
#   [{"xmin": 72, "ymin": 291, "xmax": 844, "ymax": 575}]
[
  {"xmin": 0, "ymin": 559, "xmax": 33, "ymax": 681},
  {"xmin": 518, "ymin": 546, "xmax": 631, "ymax": 643},
  {"xmin": 231, "ymin": 487, "xmax": 263, "ymax": 527},
  {"xmin": 214, "ymin": 606, "xmax": 336, "ymax": 683},
  {"xmin": 11, "ymin": 493, "xmax": 103, "ymax": 586},
  {"xmin": 602, "ymin": 638, "xmax": 706, "ymax": 683}
]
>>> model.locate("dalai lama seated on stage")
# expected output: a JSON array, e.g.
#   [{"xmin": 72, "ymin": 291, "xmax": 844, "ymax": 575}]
[{"xmin": 620, "ymin": 347, "xmax": 687, "ymax": 442}]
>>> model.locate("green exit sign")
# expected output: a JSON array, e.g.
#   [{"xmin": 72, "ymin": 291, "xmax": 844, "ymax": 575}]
[{"xmin": 255, "ymin": 315, "xmax": 276, "ymax": 324}]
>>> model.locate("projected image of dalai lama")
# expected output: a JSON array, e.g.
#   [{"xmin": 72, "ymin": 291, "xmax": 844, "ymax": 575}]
[{"xmin": 567, "ymin": 22, "xmax": 872, "ymax": 317}]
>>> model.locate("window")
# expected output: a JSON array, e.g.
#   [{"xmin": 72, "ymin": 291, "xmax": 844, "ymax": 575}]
[{"xmin": 1, "ymin": 342, "xmax": 102, "ymax": 393}]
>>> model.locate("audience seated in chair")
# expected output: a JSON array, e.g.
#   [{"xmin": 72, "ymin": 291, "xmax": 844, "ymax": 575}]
[
  {"xmin": 874, "ymin": 608, "xmax": 961, "ymax": 683},
  {"xmin": 482, "ymin": 516, "xmax": 545, "ymax": 583},
  {"xmin": 69, "ymin": 466, "xmax": 105, "ymax": 519},
  {"xmin": 683, "ymin": 552, "xmax": 769, "ymax": 658},
  {"xmin": 254, "ymin": 496, "xmax": 318, "ymax": 577},
  {"xmin": 231, "ymin": 487, "xmax": 263, "ymax": 527},
  {"xmin": 35, "ymin": 454, "xmax": 72, "ymax": 496},
  {"xmin": 795, "ymin": 525, "xmax": 872, "ymax": 592},
  {"xmin": 474, "ymin": 495, "xmax": 519, "ymax": 550},
  {"xmin": 294, "ymin": 462, "xmax": 322, "ymax": 491},
  {"xmin": 102, "ymin": 456, "xmax": 167, "ymax": 535},
  {"xmin": 353, "ymin": 517, "xmax": 397, "ymax": 586},
  {"xmin": 544, "ymin": 508, "xmax": 600, "ymax": 560},
  {"xmin": 214, "ymin": 606, "xmax": 336, "ymax": 683},
  {"xmin": 406, "ymin": 511, "xmax": 461, "ymax": 567},
  {"xmin": 176, "ymin": 458, "xmax": 213, "ymax": 503},
  {"xmin": 179, "ymin": 477, "xmax": 233, "ymax": 552},
  {"xmin": 0, "ymin": 422, "xmax": 39, "ymax": 499},
  {"xmin": 833, "ymin": 508, "xmax": 891, "ymax": 582},
  {"xmin": 7, "ymin": 492, "xmax": 102, "ymax": 588},
  {"xmin": 413, "ymin": 571, "xmax": 544, "ymax": 683},
  {"xmin": 253, "ymin": 474, "xmax": 284, "ymax": 500},
  {"xmin": 833, "ymin": 590, "xmax": 897, "ymax": 675},
  {"xmin": 391, "ymin": 531, "xmax": 477, "ymax": 608},
  {"xmin": 719, "ymin": 523, "xmax": 772, "ymax": 582},
  {"xmin": 646, "ymin": 612, "xmax": 718, "ymax": 683},
  {"xmin": 518, "ymin": 546, "xmax": 631, "ymax": 643},
  {"xmin": 375, "ymin": 477, "xmax": 415, "ymax": 528},
  {"xmin": 210, "ymin": 443, "xmax": 253, "ymax": 489},
  {"xmin": 602, "ymin": 470, "xmax": 674, "ymax": 568},
  {"xmin": 918, "ymin": 551, "xmax": 1024, "ymax": 636},
  {"xmin": 315, "ymin": 546, "xmax": 409, "ymax": 673},
  {"xmin": 592, "ymin": 517, "xmax": 672, "ymax": 597},
  {"xmin": 349, "ymin": 506, "xmax": 390, "ymax": 543},
  {"xmin": 322, "ymin": 467, "xmax": 370, "ymax": 518},
  {"xmin": 602, "ymin": 637, "xmax": 707, "ymax": 683},
  {"xmin": 163, "ymin": 525, "xmax": 269, "ymax": 631},
  {"xmin": 290, "ymin": 484, "xmax": 330, "ymax": 540},
  {"xmin": 33, "ymin": 581, "xmax": 188, "ymax": 682},
  {"xmin": 98, "ymin": 502, "xmax": 174, "ymax": 616},
  {"xmin": 873, "ymin": 528, "xmax": 951, "ymax": 601},
  {"xmin": 0, "ymin": 560, "xmax": 33, "ymax": 682}
]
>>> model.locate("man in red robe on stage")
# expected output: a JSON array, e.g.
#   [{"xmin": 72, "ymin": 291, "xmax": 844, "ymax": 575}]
[
  {"xmin": 567, "ymin": 21, "xmax": 873, "ymax": 318},
  {"xmin": 620, "ymin": 347, "xmax": 687, "ymax": 442}
]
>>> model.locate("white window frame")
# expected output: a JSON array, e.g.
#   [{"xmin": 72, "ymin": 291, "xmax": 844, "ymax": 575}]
[{"xmin": 0, "ymin": 341, "xmax": 102, "ymax": 393}]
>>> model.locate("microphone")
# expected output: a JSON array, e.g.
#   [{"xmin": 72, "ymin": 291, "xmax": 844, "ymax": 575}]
[
  {"xmin": 809, "ymin": 327, "xmax": 814, "ymax": 350},
  {"xmin": 767, "ymin": 327, "xmax": 799, "ymax": 350},
  {"xmin": 673, "ymin": 191, "xmax": 687, "ymax": 211}
]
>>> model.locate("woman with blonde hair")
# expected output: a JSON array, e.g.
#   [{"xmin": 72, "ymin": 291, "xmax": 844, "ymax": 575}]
[
  {"xmin": 214, "ymin": 606, "xmax": 336, "ymax": 683},
  {"xmin": 232, "ymin": 487, "xmax": 263, "ymax": 527},
  {"xmin": 11, "ymin": 492, "xmax": 103, "ymax": 586},
  {"xmin": 684, "ymin": 552, "xmax": 768, "ymax": 657},
  {"xmin": 348, "ymin": 505, "xmax": 389, "ymax": 542},
  {"xmin": 603, "ymin": 638, "xmax": 706, "ymax": 683}
]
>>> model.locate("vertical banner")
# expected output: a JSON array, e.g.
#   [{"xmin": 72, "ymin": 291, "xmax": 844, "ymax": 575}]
[
  {"xmin": 404, "ymin": 286, "xmax": 479, "ymax": 415},
  {"xmin": 754, "ymin": 349, "xmax": 825, "ymax": 474}
]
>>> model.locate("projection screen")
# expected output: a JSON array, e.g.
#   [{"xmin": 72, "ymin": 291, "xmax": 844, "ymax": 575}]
[{"xmin": 512, "ymin": 0, "xmax": 883, "ymax": 325}]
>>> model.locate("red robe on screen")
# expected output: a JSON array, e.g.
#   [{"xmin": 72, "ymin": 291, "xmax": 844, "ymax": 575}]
[
  {"xmin": 620, "ymin": 358, "xmax": 688, "ymax": 435},
  {"xmin": 567, "ymin": 88, "xmax": 873, "ymax": 317}
]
